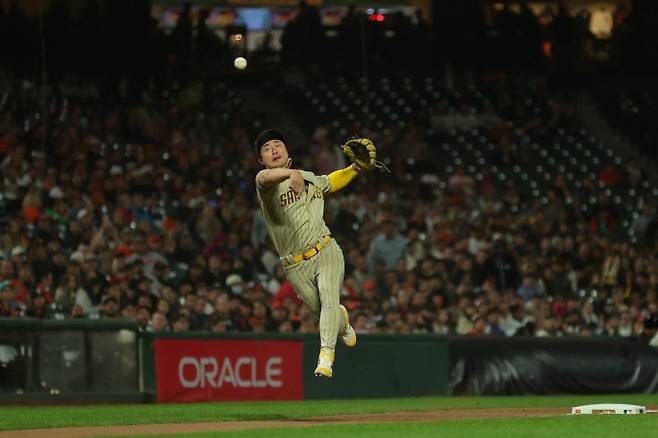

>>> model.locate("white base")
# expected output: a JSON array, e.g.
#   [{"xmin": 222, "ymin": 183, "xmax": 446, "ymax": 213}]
[{"xmin": 571, "ymin": 403, "xmax": 646, "ymax": 415}]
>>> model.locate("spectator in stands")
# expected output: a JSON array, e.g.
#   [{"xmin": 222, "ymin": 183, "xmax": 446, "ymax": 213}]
[
  {"xmin": 135, "ymin": 305, "xmax": 151, "ymax": 331},
  {"xmin": 633, "ymin": 203, "xmax": 655, "ymax": 243},
  {"xmin": 54, "ymin": 274, "xmax": 93, "ymax": 316},
  {"xmin": 517, "ymin": 274, "xmax": 542, "ymax": 301},
  {"xmin": 151, "ymin": 312, "xmax": 169, "ymax": 332},
  {"xmin": 100, "ymin": 296, "xmax": 119, "ymax": 319},
  {"xmin": 485, "ymin": 235, "xmax": 519, "ymax": 292},
  {"xmin": 172, "ymin": 314, "xmax": 190, "ymax": 332},
  {"xmin": 432, "ymin": 309, "xmax": 454, "ymax": 335},
  {"xmin": 0, "ymin": 280, "xmax": 17, "ymax": 317},
  {"xmin": 367, "ymin": 219, "xmax": 408, "ymax": 273}
]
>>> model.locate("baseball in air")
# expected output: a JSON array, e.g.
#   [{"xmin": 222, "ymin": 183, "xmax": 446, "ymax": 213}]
[{"xmin": 234, "ymin": 57, "xmax": 247, "ymax": 70}]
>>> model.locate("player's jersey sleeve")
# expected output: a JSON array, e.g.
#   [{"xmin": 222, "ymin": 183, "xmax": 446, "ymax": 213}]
[
  {"xmin": 255, "ymin": 170, "xmax": 266, "ymax": 190},
  {"xmin": 255, "ymin": 170, "xmax": 277, "ymax": 192},
  {"xmin": 318, "ymin": 174, "xmax": 331, "ymax": 193},
  {"xmin": 298, "ymin": 170, "xmax": 330, "ymax": 193}
]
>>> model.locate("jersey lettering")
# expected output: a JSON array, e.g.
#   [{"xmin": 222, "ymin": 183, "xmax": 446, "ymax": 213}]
[
  {"xmin": 278, "ymin": 186, "xmax": 322, "ymax": 207},
  {"xmin": 280, "ymin": 189, "xmax": 301, "ymax": 207},
  {"xmin": 258, "ymin": 169, "xmax": 331, "ymax": 257}
]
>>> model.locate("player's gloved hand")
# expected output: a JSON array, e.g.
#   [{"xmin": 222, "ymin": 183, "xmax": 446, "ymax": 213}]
[
  {"xmin": 289, "ymin": 169, "xmax": 305, "ymax": 195},
  {"xmin": 341, "ymin": 137, "xmax": 390, "ymax": 173}
]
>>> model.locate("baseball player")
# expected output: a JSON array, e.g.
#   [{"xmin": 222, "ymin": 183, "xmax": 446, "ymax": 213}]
[{"xmin": 254, "ymin": 128, "xmax": 359, "ymax": 378}]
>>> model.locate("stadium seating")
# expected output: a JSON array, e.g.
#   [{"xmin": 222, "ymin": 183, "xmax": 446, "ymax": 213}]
[{"xmin": 296, "ymin": 75, "xmax": 658, "ymax": 242}]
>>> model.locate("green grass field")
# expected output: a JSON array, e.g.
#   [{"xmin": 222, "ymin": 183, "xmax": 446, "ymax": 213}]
[
  {"xmin": 100, "ymin": 416, "xmax": 658, "ymax": 438},
  {"xmin": 3, "ymin": 395, "xmax": 658, "ymax": 437}
]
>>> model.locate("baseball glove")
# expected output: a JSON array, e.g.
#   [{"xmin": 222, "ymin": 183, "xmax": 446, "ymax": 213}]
[{"xmin": 341, "ymin": 138, "xmax": 390, "ymax": 172}]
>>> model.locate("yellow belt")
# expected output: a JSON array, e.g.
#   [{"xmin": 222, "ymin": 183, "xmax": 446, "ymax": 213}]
[{"xmin": 282, "ymin": 235, "xmax": 331, "ymax": 267}]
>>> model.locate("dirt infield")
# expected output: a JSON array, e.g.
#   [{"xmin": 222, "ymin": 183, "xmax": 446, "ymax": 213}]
[{"xmin": 2, "ymin": 407, "xmax": 569, "ymax": 438}]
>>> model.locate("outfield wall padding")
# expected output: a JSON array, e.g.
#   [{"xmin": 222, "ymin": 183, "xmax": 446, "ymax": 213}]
[
  {"xmin": 448, "ymin": 336, "xmax": 658, "ymax": 395},
  {"xmin": 5, "ymin": 319, "xmax": 658, "ymax": 403},
  {"xmin": 303, "ymin": 334, "xmax": 449, "ymax": 399},
  {"xmin": 143, "ymin": 332, "xmax": 450, "ymax": 402},
  {"xmin": 0, "ymin": 318, "xmax": 143, "ymax": 403}
]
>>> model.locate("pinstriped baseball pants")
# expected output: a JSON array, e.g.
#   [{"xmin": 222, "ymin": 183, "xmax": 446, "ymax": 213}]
[{"xmin": 283, "ymin": 238, "xmax": 347, "ymax": 349}]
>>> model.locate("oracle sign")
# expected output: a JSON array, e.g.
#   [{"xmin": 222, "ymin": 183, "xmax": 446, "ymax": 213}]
[
  {"xmin": 155, "ymin": 339, "xmax": 303, "ymax": 402},
  {"xmin": 178, "ymin": 356, "xmax": 283, "ymax": 388}
]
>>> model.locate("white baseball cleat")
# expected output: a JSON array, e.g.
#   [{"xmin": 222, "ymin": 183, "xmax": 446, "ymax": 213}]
[
  {"xmin": 314, "ymin": 347, "xmax": 335, "ymax": 379},
  {"xmin": 339, "ymin": 305, "xmax": 357, "ymax": 347}
]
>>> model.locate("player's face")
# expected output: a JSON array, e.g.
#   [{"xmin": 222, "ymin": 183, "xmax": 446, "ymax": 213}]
[{"xmin": 260, "ymin": 139, "xmax": 289, "ymax": 168}]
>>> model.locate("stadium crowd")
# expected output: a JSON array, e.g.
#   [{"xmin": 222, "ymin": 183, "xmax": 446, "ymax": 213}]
[{"xmin": 1, "ymin": 66, "xmax": 657, "ymax": 341}]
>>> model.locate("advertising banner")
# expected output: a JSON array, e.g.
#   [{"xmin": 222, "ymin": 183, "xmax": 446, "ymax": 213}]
[{"xmin": 155, "ymin": 339, "xmax": 303, "ymax": 402}]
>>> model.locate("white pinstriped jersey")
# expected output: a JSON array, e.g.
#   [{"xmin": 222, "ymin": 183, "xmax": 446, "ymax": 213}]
[{"xmin": 256, "ymin": 169, "xmax": 331, "ymax": 258}]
